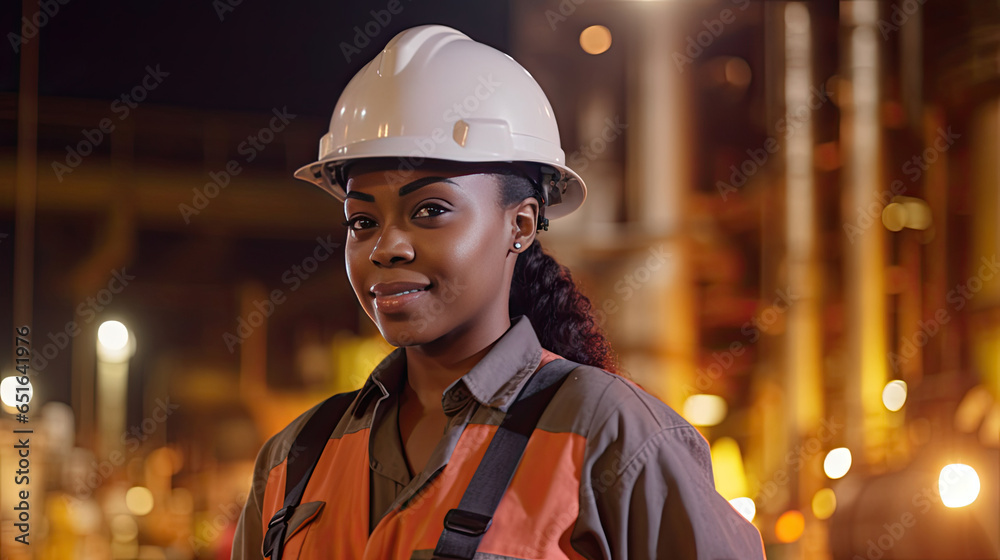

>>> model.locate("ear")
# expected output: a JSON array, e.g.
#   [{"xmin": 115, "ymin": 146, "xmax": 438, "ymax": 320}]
[{"xmin": 510, "ymin": 197, "xmax": 539, "ymax": 253}]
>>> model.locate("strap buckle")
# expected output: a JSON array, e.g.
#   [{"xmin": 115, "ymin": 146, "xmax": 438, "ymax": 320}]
[
  {"xmin": 443, "ymin": 508, "xmax": 493, "ymax": 537},
  {"xmin": 267, "ymin": 505, "xmax": 295, "ymax": 528},
  {"xmin": 262, "ymin": 505, "xmax": 296, "ymax": 558}
]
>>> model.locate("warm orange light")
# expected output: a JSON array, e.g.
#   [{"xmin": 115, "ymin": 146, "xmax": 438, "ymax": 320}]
[
  {"xmin": 579, "ymin": 25, "xmax": 612, "ymax": 55},
  {"xmin": 775, "ymin": 510, "xmax": 805, "ymax": 543}
]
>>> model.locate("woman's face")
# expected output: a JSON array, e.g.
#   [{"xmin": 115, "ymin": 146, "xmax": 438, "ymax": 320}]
[{"xmin": 342, "ymin": 163, "xmax": 534, "ymax": 348}]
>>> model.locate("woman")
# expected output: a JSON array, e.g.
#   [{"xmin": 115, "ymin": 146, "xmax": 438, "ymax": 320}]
[{"xmin": 233, "ymin": 24, "xmax": 765, "ymax": 559}]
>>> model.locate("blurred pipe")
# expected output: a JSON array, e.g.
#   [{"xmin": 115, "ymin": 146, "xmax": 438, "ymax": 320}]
[
  {"xmin": 897, "ymin": 224, "xmax": 923, "ymax": 383},
  {"xmin": 900, "ymin": 1, "xmax": 923, "ymax": 133},
  {"xmin": 970, "ymin": 102, "xmax": 1000, "ymax": 309},
  {"xmin": 756, "ymin": 0, "xmax": 787, "ymax": 514},
  {"xmin": 627, "ymin": 4, "xmax": 689, "ymax": 235},
  {"xmin": 970, "ymin": 99, "xmax": 1000, "ymax": 400},
  {"xmin": 71, "ymin": 321, "xmax": 97, "ymax": 449},
  {"xmin": 841, "ymin": 0, "xmax": 889, "ymax": 463},
  {"xmin": 13, "ymin": 0, "xmax": 39, "ymax": 336},
  {"xmin": 784, "ymin": 1, "xmax": 822, "ymax": 444},
  {"xmin": 96, "ymin": 360, "xmax": 129, "ymax": 457},
  {"xmin": 923, "ymin": 108, "xmax": 953, "ymax": 377},
  {"xmin": 784, "ymin": 3, "xmax": 827, "ymax": 558},
  {"xmin": 239, "ymin": 282, "xmax": 268, "ymax": 401},
  {"xmin": 96, "ymin": 324, "xmax": 135, "ymax": 457},
  {"xmin": 68, "ymin": 100, "xmax": 137, "ymax": 451},
  {"xmin": 623, "ymin": 2, "xmax": 695, "ymax": 406}
]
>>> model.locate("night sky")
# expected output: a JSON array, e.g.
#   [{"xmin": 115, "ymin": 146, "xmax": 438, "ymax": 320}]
[{"xmin": 1, "ymin": 0, "xmax": 511, "ymax": 117}]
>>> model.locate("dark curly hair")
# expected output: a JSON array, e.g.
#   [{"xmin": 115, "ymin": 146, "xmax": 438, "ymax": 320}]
[{"xmin": 494, "ymin": 171, "xmax": 624, "ymax": 377}]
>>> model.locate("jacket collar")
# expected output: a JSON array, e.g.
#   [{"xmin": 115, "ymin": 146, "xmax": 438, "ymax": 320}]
[{"xmin": 355, "ymin": 314, "xmax": 545, "ymax": 415}]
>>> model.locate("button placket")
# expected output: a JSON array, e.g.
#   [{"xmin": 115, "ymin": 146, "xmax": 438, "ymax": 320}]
[{"xmin": 392, "ymin": 399, "xmax": 478, "ymax": 512}]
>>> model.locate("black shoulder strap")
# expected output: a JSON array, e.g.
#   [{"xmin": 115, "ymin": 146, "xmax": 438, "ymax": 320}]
[
  {"xmin": 261, "ymin": 389, "xmax": 360, "ymax": 559},
  {"xmin": 433, "ymin": 358, "xmax": 580, "ymax": 559}
]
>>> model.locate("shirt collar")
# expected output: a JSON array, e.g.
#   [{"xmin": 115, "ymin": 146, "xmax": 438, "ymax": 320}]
[{"xmin": 355, "ymin": 315, "xmax": 544, "ymax": 415}]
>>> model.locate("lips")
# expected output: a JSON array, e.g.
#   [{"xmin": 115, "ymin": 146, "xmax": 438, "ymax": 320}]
[
  {"xmin": 370, "ymin": 281, "xmax": 432, "ymax": 297},
  {"xmin": 369, "ymin": 281, "xmax": 432, "ymax": 314}
]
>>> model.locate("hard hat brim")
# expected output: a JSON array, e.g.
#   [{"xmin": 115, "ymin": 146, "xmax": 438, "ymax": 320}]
[{"xmin": 293, "ymin": 155, "xmax": 586, "ymax": 221}]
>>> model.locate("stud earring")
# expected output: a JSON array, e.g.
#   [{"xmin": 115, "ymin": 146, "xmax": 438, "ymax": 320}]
[{"xmin": 514, "ymin": 242, "xmax": 522, "ymax": 250}]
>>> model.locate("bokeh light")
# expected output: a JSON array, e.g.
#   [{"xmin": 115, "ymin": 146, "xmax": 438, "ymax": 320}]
[
  {"xmin": 683, "ymin": 394, "xmax": 728, "ymax": 427},
  {"xmin": 125, "ymin": 487, "xmax": 154, "ymax": 516},
  {"xmin": 882, "ymin": 202, "xmax": 907, "ymax": 231},
  {"xmin": 110, "ymin": 514, "xmax": 138, "ymax": 542},
  {"xmin": 939, "ymin": 464, "xmax": 981, "ymax": 508},
  {"xmin": 98, "ymin": 320, "xmax": 129, "ymax": 351},
  {"xmin": 729, "ymin": 497, "xmax": 756, "ymax": 522},
  {"xmin": 725, "ymin": 57, "xmax": 752, "ymax": 87},
  {"xmin": 811, "ymin": 488, "xmax": 837, "ymax": 520},
  {"xmin": 824, "ymin": 447, "xmax": 852, "ymax": 479},
  {"xmin": 0, "ymin": 376, "xmax": 32, "ymax": 407},
  {"xmin": 711, "ymin": 437, "xmax": 747, "ymax": 499},
  {"xmin": 579, "ymin": 25, "xmax": 612, "ymax": 55},
  {"xmin": 775, "ymin": 510, "xmax": 805, "ymax": 543},
  {"xmin": 882, "ymin": 380, "xmax": 908, "ymax": 412}
]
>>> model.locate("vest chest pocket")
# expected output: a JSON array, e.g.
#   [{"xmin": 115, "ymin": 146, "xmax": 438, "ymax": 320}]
[{"xmin": 267, "ymin": 500, "xmax": 325, "ymax": 559}]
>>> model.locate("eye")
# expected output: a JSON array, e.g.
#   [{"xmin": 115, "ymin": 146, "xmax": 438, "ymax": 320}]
[
  {"xmin": 341, "ymin": 216, "xmax": 375, "ymax": 231},
  {"xmin": 341, "ymin": 204, "xmax": 447, "ymax": 231},
  {"xmin": 413, "ymin": 204, "xmax": 448, "ymax": 220}
]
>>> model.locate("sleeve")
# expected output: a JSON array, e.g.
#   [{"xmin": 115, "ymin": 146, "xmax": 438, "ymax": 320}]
[
  {"xmin": 230, "ymin": 433, "xmax": 278, "ymax": 560},
  {"xmin": 589, "ymin": 424, "xmax": 766, "ymax": 560}
]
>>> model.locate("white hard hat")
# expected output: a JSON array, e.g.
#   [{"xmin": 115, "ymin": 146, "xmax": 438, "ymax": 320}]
[{"xmin": 293, "ymin": 24, "xmax": 586, "ymax": 221}]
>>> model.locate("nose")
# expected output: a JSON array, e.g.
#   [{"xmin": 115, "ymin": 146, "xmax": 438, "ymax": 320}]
[{"xmin": 369, "ymin": 225, "xmax": 415, "ymax": 267}]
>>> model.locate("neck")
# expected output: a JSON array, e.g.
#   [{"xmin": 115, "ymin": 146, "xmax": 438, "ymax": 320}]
[{"xmin": 401, "ymin": 315, "xmax": 512, "ymax": 414}]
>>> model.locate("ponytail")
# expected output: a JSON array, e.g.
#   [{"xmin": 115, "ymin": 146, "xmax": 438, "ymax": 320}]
[{"xmin": 495, "ymin": 171, "xmax": 624, "ymax": 377}]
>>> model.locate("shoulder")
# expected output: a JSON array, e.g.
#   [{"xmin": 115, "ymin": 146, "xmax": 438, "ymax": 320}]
[
  {"xmin": 551, "ymin": 362, "xmax": 712, "ymax": 476},
  {"xmin": 253, "ymin": 391, "xmax": 356, "ymax": 476},
  {"xmin": 554, "ymin": 362, "xmax": 696, "ymax": 436}
]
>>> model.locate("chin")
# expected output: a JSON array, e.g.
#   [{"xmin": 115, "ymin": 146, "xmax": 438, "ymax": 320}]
[
  {"xmin": 374, "ymin": 318, "xmax": 434, "ymax": 348},
  {"xmin": 383, "ymin": 329, "xmax": 430, "ymax": 348}
]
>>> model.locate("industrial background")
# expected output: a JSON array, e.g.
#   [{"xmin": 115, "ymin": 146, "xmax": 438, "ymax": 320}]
[{"xmin": 1, "ymin": 0, "xmax": 998, "ymax": 558}]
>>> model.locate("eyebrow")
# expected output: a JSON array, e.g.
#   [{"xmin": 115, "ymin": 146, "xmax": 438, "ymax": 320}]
[{"xmin": 344, "ymin": 176, "xmax": 458, "ymax": 202}]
